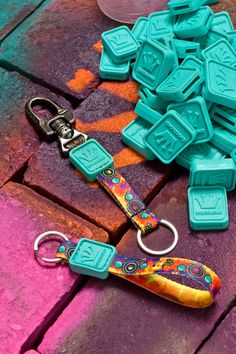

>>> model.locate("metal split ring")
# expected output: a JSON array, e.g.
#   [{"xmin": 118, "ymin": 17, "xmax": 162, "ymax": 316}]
[
  {"xmin": 137, "ymin": 219, "xmax": 178, "ymax": 256},
  {"xmin": 34, "ymin": 230, "xmax": 69, "ymax": 263}
]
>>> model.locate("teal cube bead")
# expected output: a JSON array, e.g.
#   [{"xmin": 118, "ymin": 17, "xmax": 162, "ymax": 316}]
[
  {"xmin": 173, "ymin": 39, "xmax": 200, "ymax": 59},
  {"xmin": 157, "ymin": 37, "xmax": 178, "ymax": 68},
  {"xmin": 188, "ymin": 186, "xmax": 229, "ymax": 230},
  {"xmin": 168, "ymin": 0, "xmax": 206, "ymax": 15},
  {"xmin": 132, "ymin": 17, "xmax": 148, "ymax": 43},
  {"xmin": 190, "ymin": 158, "xmax": 236, "ymax": 191},
  {"xmin": 69, "ymin": 139, "xmax": 114, "ymax": 182},
  {"xmin": 144, "ymin": 110, "xmax": 196, "ymax": 164},
  {"xmin": 132, "ymin": 39, "xmax": 175, "ymax": 90},
  {"xmin": 157, "ymin": 66, "xmax": 203, "ymax": 102},
  {"xmin": 174, "ymin": 6, "xmax": 213, "ymax": 39},
  {"xmin": 101, "ymin": 26, "xmax": 139, "ymax": 64},
  {"xmin": 69, "ymin": 239, "xmax": 117, "ymax": 279},
  {"xmin": 211, "ymin": 12, "xmax": 234, "ymax": 34},
  {"xmin": 148, "ymin": 11, "xmax": 173, "ymax": 40},
  {"xmin": 122, "ymin": 117, "xmax": 156, "ymax": 160},
  {"xmin": 211, "ymin": 105, "xmax": 236, "ymax": 133},
  {"xmin": 203, "ymin": 60, "xmax": 236, "ymax": 110},
  {"xmin": 138, "ymin": 86, "xmax": 168, "ymax": 112},
  {"xmin": 194, "ymin": 29, "xmax": 231, "ymax": 50},
  {"xmin": 181, "ymin": 55, "xmax": 204, "ymax": 75},
  {"xmin": 211, "ymin": 123, "xmax": 236, "ymax": 154},
  {"xmin": 168, "ymin": 96, "xmax": 213, "ymax": 144},
  {"xmin": 134, "ymin": 99, "xmax": 162, "ymax": 124},
  {"xmin": 176, "ymin": 143, "xmax": 226, "ymax": 169},
  {"xmin": 100, "ymin": 49, "xmax": 130, "ymax": 81},
  {"xmin": 202, "ymin": 39, "xmax": 236, "ymax": 66}
]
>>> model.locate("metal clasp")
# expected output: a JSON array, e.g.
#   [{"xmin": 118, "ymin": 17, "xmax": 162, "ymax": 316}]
[{"xmin": 25, "ymin": 97, "xmax": 88, "ymax": 154}]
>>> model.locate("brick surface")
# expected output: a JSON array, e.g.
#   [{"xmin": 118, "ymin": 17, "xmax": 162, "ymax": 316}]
[
  {"xmin": 0, "ymin": 0, "xmax": 120, "ymax": 100},
  {"xmin": 0, "ymin": 67, "xmax": 71, "ymax": 188},
  {"xmin": 199, "ymin": 307, "xmax": 236, "ymax": 354},
  {"xmin": 0, "ymin": 0, "xmax": 43, "ymax": 42},
  {"xmin": 0, "ymin": 182, "xmax": 108, "ymax": 354},
  {"xmin": 24, "ymin": 84, "xmax": 173, "ymax": 237},
  {"xmin": 38, "ymin": 173, "xmax": 236, "ymax": 354}
]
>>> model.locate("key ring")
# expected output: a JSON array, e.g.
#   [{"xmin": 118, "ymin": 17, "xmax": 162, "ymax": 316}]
[
  {"xmin": 34, "ymin": 230, "xmax": 69, "ymax": 263},
  {"xmin": 137, "ymin": 219, "xmax": 178, "ymax": 256}
]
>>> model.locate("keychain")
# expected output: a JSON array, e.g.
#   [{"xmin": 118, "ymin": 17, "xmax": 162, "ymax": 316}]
[
  {"xmin": 34, "ymin": 231, "xmax": 221, "ymax": 309},
  {"xmin": 26, "ymin": 97, "xmax": 178, "ymax": 256}
]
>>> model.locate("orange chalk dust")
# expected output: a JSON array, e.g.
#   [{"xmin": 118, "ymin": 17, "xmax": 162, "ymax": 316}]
[
  {"xmin": 99, "ymin": 80, "xmax": 139, "ymax": 104},
  {"xmin": 67, "ymin": 69, "xmax": 95, "ymax": 93}
]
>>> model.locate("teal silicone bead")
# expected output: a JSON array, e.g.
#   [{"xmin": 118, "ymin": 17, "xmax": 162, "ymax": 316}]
[
  {"xmin": 211, "ymin": 12, "xmax": 234, "ymax": 34},
  {"xmin": 69, "ymin": 239, "xmax": 117, "ymax": 279},
  {"xmin": 190, "ymin": 158, "xmax": 236, "ymax": 191},
  {"xmin": 203, "ymin": 60, "xmax": 236, "ymax": 110},
  {"xmin": 227, "ymin": 30, "xmax": 236, "ymax": 51},
  {"xmin": 157, "ymin": 37, "xmax": 178, "ymax": 68},
  {"xmin": 101, "ymin": 26, "xmax": 139, "ymax": 64},
  {"xmin": 181, "ymin": 55, "xmax": 204, "ymax": 75},
  {"xmin": 132, "ymin": 39, "xmax": 175, "ymax": 90},
  {"xmin": 138, "ymin": 86, "xmax": 168, "ymax": 112},
  {"xmin": 167, "ymin": 0, "xmax": 206, "ymax": 15},
  {"xmin": 211, "ymin": 123, "xmax": 236, "ymax": 154},
  {"xmin": 132, "ymin": 17, "xmax": 148, "ymax": 43},
  {"xmin": 202, "ymin": 39, "xmax": 236, "ymax": 66},
  {"xmin": 168, "ymin": 97, "xmax": 213, "ymax": 144},
  {"xmin": 157, "ymin": 66, "xmax": 203, "ymax": 102},
  {"xmin": 188, "ymin": 186, "xmax": 229, "ymax": 230},
  {"xmin": 69, "ymin": 139, "xmax": 114, "ymax": 182},
  {"xmin": 134, "ymin": 99, "xmax": 162, "ymax": 124},
  {"xmin": 148, "ymin": 11, "xmax": 173, "ymax": 40},
  {"xmin": 194, "ymin": 29, "xmax": 231, "ymax": 50},
  {"xmin": 100, "ymin": 49, "xmax": 130, "ymax": 81},
  {"xmin": 122, "ymin": 117, "xmax": 156, "ymax": 160},
  {"xmin": 144, "ymin": 110, "xmax": 196, "ymax": 164},
  {"xmin": 205, "ymin": 0, "xmax": 219, "ymax": 4},
  {"xmin": 211, "ymin": 105, "xmax": 236, "ymax": 133},
  {"xmin": 174, "ymin": 6, "xmax": 213, "ymax": 39},
  {"xmin": 176, "ymin": 143, "xmax": 226, "ymax": 169},
  {"xmin": 173, "ymin": 39, "xmax": 200, "ymax": 59}
]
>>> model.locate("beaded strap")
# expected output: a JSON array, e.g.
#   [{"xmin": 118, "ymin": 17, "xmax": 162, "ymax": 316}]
[{"xmin": 96, "ymin": 167, "xmax": 159, "ymax": 234}]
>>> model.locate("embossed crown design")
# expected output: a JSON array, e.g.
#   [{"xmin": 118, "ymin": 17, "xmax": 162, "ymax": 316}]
[
  {"xmin": 182, "ymin": 110, "xmax": 199, "ymax": 129},
  {"xmin": 81, "ymin": 246, "xmax": 97, "ymax": 262},
  {"xmin": 143, "ymin": 52, "xmax": 159, "ymax": 71},
  {"xmin": 81, "ymin": 148, "xmax": 99, "ymax": 162},
  {"xmin": 154, "ymin": 132, "xmax": 176, "ymax": 153},
  {"xmin": 195, "ymin": 194, "xmax": 221, "ymax": 209},
  {"xmin": 215, "ymin": 67, "xmax": 233, "ymax": 93},
  {"xmin": 110, "ymin": 33, "xmax": 128, "ymax": 46}
]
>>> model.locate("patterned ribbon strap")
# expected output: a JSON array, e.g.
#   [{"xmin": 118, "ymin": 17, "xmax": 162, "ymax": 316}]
[
  {"xmin": 96, "ymin": 168, "xmax": 159, "ymax": 234},
  {"xmin": 56, "ymin": 241, "xmax": 221, "ymax": 309}
]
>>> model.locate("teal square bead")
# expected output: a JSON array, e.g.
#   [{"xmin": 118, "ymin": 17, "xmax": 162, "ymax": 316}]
[
  {"xmin": 138, "ymin": 86, "xmax": 168, "ymax": 112},
  {"xmin": 101, "ymin": 26, "xmax": 139, "ymax": 64},
  {"xmin": 69, "ymin": 139, "xmax": 114, "ymax": 182},
  {"xmin": 134, "ymin": 99, "xmax": 162, "ymax": 124},
  {"xmin": 205, "ymin": 0, "xmax": 219, "ymax": 4},
  {"xmin": 203, "ymin": 60, "xmax": 236, "ymax": 110},
  {"xmin": 157, "ymin": 37, "xmax": 178, "ymax": 68},
  {"xmin": 122, "ymin": 116, "xmax": 156, "ymax": 160},
  {"xmin": 132, "ymin": 17, "xmax": 148, "ymax": 43},
  {"xmin": 176, "ymin": 143, "xmax": 226, "ymax": 169},
  {"xmin": 211, "ymin": 12, "xmax": 234, "ymax": 33},
  {"xmin": 211, "ymin": 123, "xmax": 236, "ymax": 154},
  {"xmin": 202, "ymin": 39, "xmax": 236, "ymax": 66},
  {"xmin": 194, "ymin": 29, "xmax": 231, "ymax": 50},
  {"xmin": 181, "ymin": 55, "xmax": 204, "ymax": 76},
  {"xmin": 168, "ymin": 96, "xmax": 213, "ymax": 144},
  {"xmin": 132, "ymin": 39, "xmax": 175, "ymax": 90},
  {"xmin": 173, "ymin": 39, "xmax": 200, "ymax": 59},
  {"xmin": 228, "ymin": 30, "xmax": 236, "ymax": 51},
  {"xmin": 144, "ymin": 110, "xmax": 196, "ymax": 164},
  {"xmin": 157, "ymin": 67, "xmax": 203, "ymax": 102},
  {"xmin": 190, "ymin": 158, "xmax": 236, "ymax": 191},
  {"xmin": 69, "ymin": 239, "xmax": 117, "ymax": 279},
  {"xmin": 174, "ymin": 6, "xmax": 213, "ymax": 39},
  {"xmin": 188, "ymin": 186, "xmax": 229, "ymax": 230},
  {"xmin": 211, "ymin": 105, "xmax": 236, "ymax": 133},
  {"xmin": 168, "ymin": 0, "xmax": 206, "ymax": 15},
  {"xmin": 100, "ymin": 49, "xmax": 130, "ymax": 81},
  {"xmin": 148, "ymin": 11, "xmax": 173, "ymax": 40}
]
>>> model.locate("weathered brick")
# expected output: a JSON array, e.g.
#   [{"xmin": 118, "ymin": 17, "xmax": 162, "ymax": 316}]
[
  {"xmin": 38, "ymin": 173, "xmax": 236, "ymax": 354},
  {"xmin": 0, "ymin": 182, "xmax": 108, "ymax": 354}
]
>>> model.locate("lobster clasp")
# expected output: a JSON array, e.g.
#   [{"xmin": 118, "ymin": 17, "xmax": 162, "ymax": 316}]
[{"xmin": 25, "ymin": 97, "xmax": 88, "ymax": 154}]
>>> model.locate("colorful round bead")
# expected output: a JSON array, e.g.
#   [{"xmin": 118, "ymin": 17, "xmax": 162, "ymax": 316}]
[
  {"xmin": 115, "ymin": 261, "xmax": 123, "ymax": 268},
  {"xmin": 178, "ymin": 264, "xmax": 186, "ymax": 272},
  {"xmin": 140, "ymin": 263, "xmax": 148, "ymax": 269},
  {"xmin": 112, "ymin": 177, "xmax": 120, "ymax": 184},
  {"xmin": 125, "ymin": 193, "xmax": 133, "ymax": 201},
  {"xmin": 205, "ymin": 275, "xmax": 212, "ymax": 284}
]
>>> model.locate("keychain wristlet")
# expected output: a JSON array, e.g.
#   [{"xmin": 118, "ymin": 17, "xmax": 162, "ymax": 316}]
[
  {"xmin": 26, "ymin": 97, "xmax": 178, "ymax": 256},
  {"xmin": 34, "ymin": 231, "xmax": 221, "ymax": 309}
]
